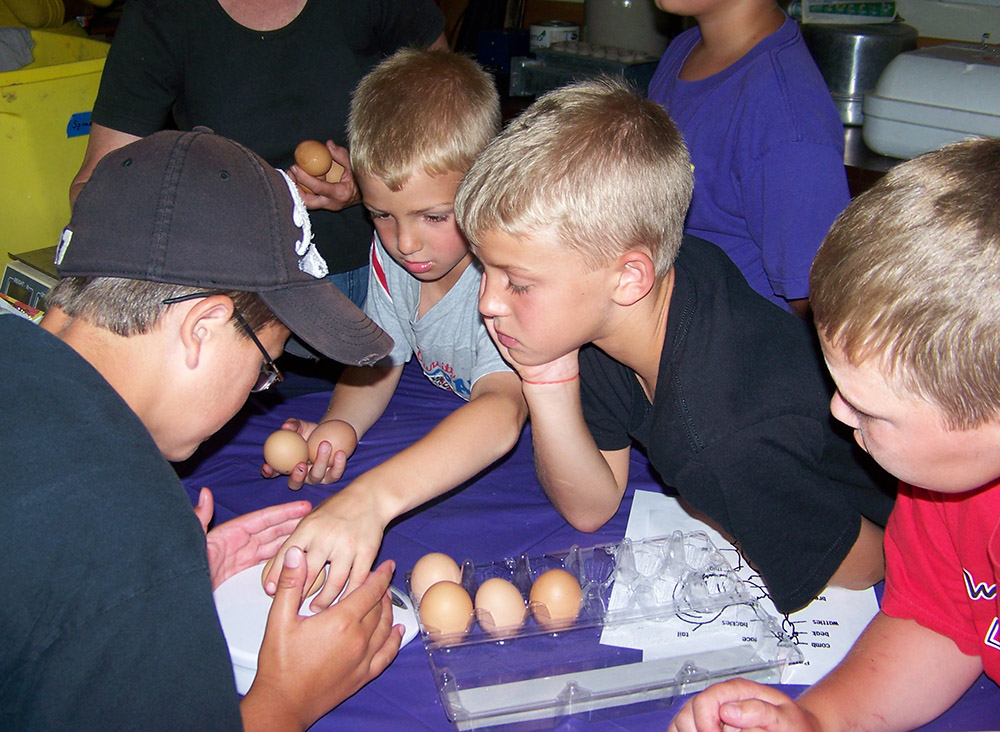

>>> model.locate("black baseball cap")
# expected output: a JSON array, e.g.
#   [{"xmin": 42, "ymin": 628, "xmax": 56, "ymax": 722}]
[{"xmin": 55, "ymin": 128, "xmax": 392, "ymax": 365}]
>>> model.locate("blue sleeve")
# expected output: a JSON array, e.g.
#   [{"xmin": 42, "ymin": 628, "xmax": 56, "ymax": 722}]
[{"xmin": 744, "ymin": 141, "xmax": 850, "ymax": 300}]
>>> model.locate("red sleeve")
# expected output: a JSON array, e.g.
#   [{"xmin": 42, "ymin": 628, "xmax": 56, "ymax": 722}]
[{"xmin": 882, "ymin": 483, "xmax": 981, "ymax": 654}]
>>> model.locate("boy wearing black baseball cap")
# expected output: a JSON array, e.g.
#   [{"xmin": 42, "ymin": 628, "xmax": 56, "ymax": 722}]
[{"xmin": 0, "ymin": 128, "xmax": 398, "ymax": 731}]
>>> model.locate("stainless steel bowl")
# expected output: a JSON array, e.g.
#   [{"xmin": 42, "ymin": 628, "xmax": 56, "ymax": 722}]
[{"xmin": 802, "ymin": 21, "xmax": 918, "ymax": 126}]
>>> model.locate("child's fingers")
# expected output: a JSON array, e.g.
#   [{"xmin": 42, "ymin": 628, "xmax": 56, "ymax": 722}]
[
  {"xmin": 304, "ymin": 441, "xmax": 333, "ymax": 484},
  {"xmin": 347, "ymin": 552, "xmax": 377, "ymax": 603},
  {"xmin": 719, "ymin": 699, "xmax": 783, "ymax": 730},
  {"xmin": 367, "ymin": 598, "xmax": 403, "ymax": 676},
  {"xmin": 193, "ymin": 487, "xmax": 214, "ymax": 533},
  {"xmin": 270, "ymin": 546, "xmax": 308, "ymax": 616},
  {"xmin": 326, "ymin": 449, "xmax": 349, "ymax": 483},
  {"xmin": 261, "ymin": 552, "xmax": 280, "ymax": 595},
  {"xmin": 285, "ymin": 461, "xmax": 308, "ymax": 491},
  {"xmin": 311, "ymin": 553, "xmax": 352, "ymax": 611},
  {"xmin": 341, "ymin": 559, "xmax": 395, "ymax": 615}
]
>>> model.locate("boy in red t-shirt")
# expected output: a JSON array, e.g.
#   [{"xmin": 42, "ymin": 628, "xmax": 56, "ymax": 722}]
[{"xmin": 668, "ymin": 137, "xmax": 1000, "ymax": 731}]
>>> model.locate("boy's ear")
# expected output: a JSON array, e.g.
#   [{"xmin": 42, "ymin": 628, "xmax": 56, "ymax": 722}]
[
  {"xmin": 176, "ymin": 295, "xmax": 236, "ymax": 370},
  {"xmin": 612, "ymin": 250, "xmax": 656, "ymax": 306}
]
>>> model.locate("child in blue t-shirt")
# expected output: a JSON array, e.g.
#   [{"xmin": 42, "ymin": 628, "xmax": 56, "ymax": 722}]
[{"xmin": 648, "ymin": 0, "xmax": 848, "ymax": 314}]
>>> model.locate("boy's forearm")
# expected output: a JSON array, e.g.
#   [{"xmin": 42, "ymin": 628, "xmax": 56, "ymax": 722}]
[
  {"xmin": 796, "ymin": 612, "xmax": 983, "ymax": 732},
  {"xmin": 524, "ymin": 381, "xmax": 627, "ymax": 532},
  {"xmin": 349, "ymin": 379, "xmax": 527, "ymax": 522},
  {"xmin": 827, "ymin": 516, "xmax": 885, "ymax": 591},
  {"xmin": 240, "ymin": 691, "xmax": 304, "ymax": 732},
  {"xmin": 323, "ymin": 364, "xmax": 403, "ymax": 439}
]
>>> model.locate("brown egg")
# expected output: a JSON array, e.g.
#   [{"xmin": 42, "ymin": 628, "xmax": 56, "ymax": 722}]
[
  {"xmin": 306, "ymin": 420, "xmax": 358, "ymax": 464},
  {"xmin": 263, "ymin": 430, "xmax": 309, "ymax": 474},
  {"xmin": 325, "ymin": 160, "xmax": 346, "ymax": 184},
  {"xmin": 260, "ymin": 558, "xmax": 327, "ymax": 597},
  {"xmin": 418, "ymin": 580, "xmax": 473, "ymax": 640},
  {"xmin": 409, "ymin": 552, "xmax": 462, "ymax": 604},
  {"xmin": 294, "ymin": 140, "xmax": 333, "ymax": 177},
  {"xmin": 474, "ymin": 577, "xmax": 526, "ymax": 637},
  {"xmin": 529, "ymin": 568, "xmax": 582, "ymax": 629}
]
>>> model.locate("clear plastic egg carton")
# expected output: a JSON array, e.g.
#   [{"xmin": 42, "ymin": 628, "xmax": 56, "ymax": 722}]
[{"xmin": 409, "ymin": 531, "xmax": 802, "ymax": 730}]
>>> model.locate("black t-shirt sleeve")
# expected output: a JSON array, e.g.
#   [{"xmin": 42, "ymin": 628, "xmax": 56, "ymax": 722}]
[
  {"xmin": 578, "ymin": 345, "xmax": 637, "ymax": 451},
  {"xmin": 91, "ymin": 0, "xmax": 185, "ymax": 135}
]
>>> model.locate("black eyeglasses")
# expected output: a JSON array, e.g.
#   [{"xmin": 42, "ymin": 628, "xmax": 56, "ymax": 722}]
[{"xmin": 162, "ymin": 292, "xmax": 283, "ymax": 392}]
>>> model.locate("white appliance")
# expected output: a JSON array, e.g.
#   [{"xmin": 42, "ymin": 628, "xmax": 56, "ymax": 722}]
[{"xmin": 863, "ymin": 42, "xmax": 1000, "ymax": 159}]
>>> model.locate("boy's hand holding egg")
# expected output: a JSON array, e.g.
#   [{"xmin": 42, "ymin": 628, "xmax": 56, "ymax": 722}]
[
  {"xmin": 293, "ymin": 140, "xmax": 346, "ymax": 193},
  {"xmin": 261, "ymin": 419, "xmax": 358, "ymax": 490},
  {"xmin": 261, "ymin": 555, "xmax": 329, "ymax": 598},
  {"xmin": 299, "ymin": 419, "xmax": 359, "ymax": 487}
]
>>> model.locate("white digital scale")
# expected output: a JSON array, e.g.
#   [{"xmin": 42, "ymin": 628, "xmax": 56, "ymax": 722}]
[{"xmin": 213, "ymin": 562, "xmax": 419, "ymax": 695}]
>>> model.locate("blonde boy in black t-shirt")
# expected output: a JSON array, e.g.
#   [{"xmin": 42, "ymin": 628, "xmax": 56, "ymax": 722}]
[{"xmin": 454, "ymin": 77, "xmax": 893, "ymax": 613}]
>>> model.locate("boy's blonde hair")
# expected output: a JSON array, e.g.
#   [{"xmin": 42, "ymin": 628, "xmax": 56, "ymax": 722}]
[
  {"xmin": 454, "ymin": 76, "xmax": 692, "ymax": 277},
  {"xmin": 348, "ymin": 48, "xmax": 500, "ymax": 191},
  {"xmin": 811, "ymin": 137, "xmax": 1000, "ymax": 429}
]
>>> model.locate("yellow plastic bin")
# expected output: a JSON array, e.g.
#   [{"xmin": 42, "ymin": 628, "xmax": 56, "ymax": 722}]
[{"xmin": 0, "ymin": 30, "xmax": 109, "ymax": 264}]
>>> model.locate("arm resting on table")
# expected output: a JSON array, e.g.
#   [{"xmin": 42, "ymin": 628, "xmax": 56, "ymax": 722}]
[{"xmin": 525, "ymin": 377, "xmax": 631, "ymax": 533}]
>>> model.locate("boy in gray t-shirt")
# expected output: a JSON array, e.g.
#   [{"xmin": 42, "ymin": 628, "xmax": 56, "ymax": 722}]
[
  {"xmin": 365, "ymin": 230, "xmax": 509, "ymax": 401},
  {"xmin": 261, "ymin": 49, "xmax": 527, "ymax": 607}
]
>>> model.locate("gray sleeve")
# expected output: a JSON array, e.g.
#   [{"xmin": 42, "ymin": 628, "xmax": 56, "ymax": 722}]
[{"xmin": 364, "ymin": 238, "xmax": 413, "ymax": 366}]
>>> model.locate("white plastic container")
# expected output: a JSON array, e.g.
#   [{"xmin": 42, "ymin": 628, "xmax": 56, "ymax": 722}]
[
  {"xmin": 214, "ymin": 562, "xmax": 418, "ymax": 695},
  {"xmin": 862, "ymin": 42, "xmax": 1000, "ymax": 160}
]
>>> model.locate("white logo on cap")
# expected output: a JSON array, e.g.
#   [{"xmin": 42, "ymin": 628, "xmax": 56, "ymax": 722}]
[
  {"xmin": 55, "ymin": 228, "xmax": 72, "ymax": 265},
  {"xmin": 279, "ymin": 169, "xmax": 329, "ymax": 279}
]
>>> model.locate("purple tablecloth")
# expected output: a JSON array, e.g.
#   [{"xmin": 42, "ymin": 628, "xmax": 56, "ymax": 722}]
[{"xmin": 178, "ymin": 360, "xmax": 1000, "ymax": 731}]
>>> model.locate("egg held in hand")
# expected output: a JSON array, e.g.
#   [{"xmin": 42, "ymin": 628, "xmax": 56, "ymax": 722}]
[
  {"xmin": 261, "ymin": 556, "xmax": 327, "ymax": 597},
  {"xmin": 263, "ymin": 429, "xmax": 309, "ymax": 474},
  {"xmin": 529, "ymin": 568, "xmax": 582, "ymax": 630},
  {"xmin": 418, "ymin": 580, "xmax": 473, "ymax": 641},
  {"xmin": 306, "ymin": 420, "xmax": 358, "ymax": 464},
  {"xmin": 409, "ymin": 552, "xmax": 462, "ymax": 604},
  {"xmin": 294, "ymin": 139, "xmax": 345, "ymax": 192},
  {"xmin": 474, "ymin": 577, "xmax": 526, "ymax": 637}
]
